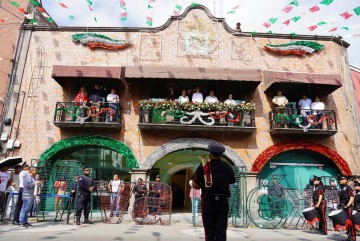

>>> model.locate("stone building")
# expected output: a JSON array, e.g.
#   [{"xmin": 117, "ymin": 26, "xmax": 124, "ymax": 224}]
[{"xmin": 2, "ymin": 5, "xmax": 360, "ymax": 211}]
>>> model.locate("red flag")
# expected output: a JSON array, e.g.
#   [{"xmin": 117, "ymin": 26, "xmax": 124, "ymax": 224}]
[
  {"xmin": 59, "ymin": 2, "xmax": 68, "ymax": 8},
  {"xmin": 340, "ymin": 11, "xmax": 353, "ymax": 19},
  {"xmin": 308, "ymin": 25, "xmax": 318, "ymax": 31},
  {"xmin": 283, "ymin": 19, "xmax": 291, "ymax": 26},
  {"xmin": 88, "ymin": 4, "xmax": 93, "ymax": 11},
  {"xmin": 263, "ymin": 22, "xmax": 271, "ymax": 28},
  {"xmin": 37, "ymin": 7, "xmax": 45, "ymax": 13},
  {"xmin": 282, "ymin": 6, "xmax": 293, "ymax": 13},
  {"xmin": 309, "ymin": 6, "xmax": 320, "ymax": 12},
  {"xmin": 0, "ymin": 19, "xmax": 5, "ymax": 23},
  {"xmin": 329, "ymin": 27, "xmax": 337, "ymax": 32},
  {"xmin": 18, "ymin": 7, "xmax": 25, "ymax": 13}
]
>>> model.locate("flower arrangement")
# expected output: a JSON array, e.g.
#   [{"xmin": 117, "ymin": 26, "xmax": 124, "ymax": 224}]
[{"xmin": 139, "ymin": 100, "xmax": 256, "ymax": 112}]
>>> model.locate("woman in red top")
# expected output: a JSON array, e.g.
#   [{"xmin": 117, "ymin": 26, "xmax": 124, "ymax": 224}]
[{"xmin": 73, "ymin": 86, "xmax": 88, "ymax": 106}]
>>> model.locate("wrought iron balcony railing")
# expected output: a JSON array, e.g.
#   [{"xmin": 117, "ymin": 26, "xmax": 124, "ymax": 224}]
[
  {"xmin": 53, "ymin": 102, "xmax": 122, "ymax": 129},
  {"xmin": 138, "ymin": 108, "xmax": 256, "ymax": 133},
  {"xmin": 269, "ymin": 108, "xmax": 337, "ymax": 135}
]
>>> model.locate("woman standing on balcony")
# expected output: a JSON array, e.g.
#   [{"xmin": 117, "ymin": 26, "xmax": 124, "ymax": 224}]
[
  {"xmin": 178, "ymin": 89, "xmax": 189, "ymax": 103},
  {"xmin": 73, "ymin": 86, "xmax": 88, "ymax": 106}
]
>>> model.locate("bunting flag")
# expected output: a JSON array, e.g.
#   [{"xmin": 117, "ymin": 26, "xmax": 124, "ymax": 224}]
[
  {"xmin": 340, "ymin": 11, "xmax": 353, "ymax": 20},
  {"xmin": 86, "ymin": 0, "xmax": 93, "ymax": 5},
  {"xmin": 309, "ymin": 6, "xmax": 320, "ymax": 13},
  {"xmin": 72, "ymin": 33, "xmax": 131, "ymax": 50},
  {"xmin": 46, "ymin": 17, "xmax": 54, "ymax": 23},
  {"xmin": 283, "ymin": 19, "xmax": 291, "ymax": 26},
  {"xmin": 267, "ymin": 30, "xmax": 273, "ymax": 34},
  {"xmin": 146, "ymin": 0, "xmax": 156, "ymax": 26},
  {"xmin": 173, "ymin": 3, "xmax": 183, "ymax": 16},
  {"xmin": 263, "ymin": 22, "xmax": 271, "ymax": 28},
  {"xmin": 308, "ymin": 25, "xmax": 318, "ymax": 31},
  {"xmin": 88, "ymin": 5, "xmax": 93, "ymax": 11},
  {"xmin": 120, "ymin": 0, "xmax": 127, "ymax": 21},
  {"xmin": 59, "ymin": 2, "xmax": 68, "ymax": 8},
  {"xmin": 289, "ymin": 0, "xmax": 299, "ymax": 7},
  {"xmin": 227, "ymin": 4, "xmax": 239, "ymax": 14},
  {"xmin": 329, "ymin": 27, "xmax": 337, "ymax": 32},
  {"xmin": 268, "ymin": 17, "xmax": 278, "ymax": 24},
  {"xmin": 37, "ymin": 7, "xmax": 45, "ymax": 13},
  {"xmin": 341, "ymin": 27, "xmax": 350, "ymax": 30},
  {"xmin": 69, "ymin": 15, "xmax": 75, "ymax": 20},
  {"xmin": 94, "ymin": 16, "xmax": 97, "ymax": 23},
  {"xmin": 264, "ymin": 41, "xmax": 324, "ymax": 56},
  {"xmin": 317, "ymin": 21, "xmax": 327, "ymax": 26},
  {"xmin": 18, "ymin": 7, "xmax": 25, "ymax": 13},
  {"xmin": 251, "ymin": 31, "xmax": 256, "ymax": 37},
  {"xmin": 290, "ymin": 33, "xmax": 298, "ymax": 37},
  {"xmin": 282, "ymin": 6, "xmax": 293, "ymax": 13},
  {"xmin": 320, "ymin": 0, "xmax": 334, "ymax": 5},
  {"xmin": 0, "ymin": 19, "xmax": 5, "ymax": 23},
  {"xmin": 30, "ymin": 0, "xmax": 39, "ymax": 7},
  {"xmin": 291, "ymin": 16, "xmax": 301, "ymax": 22},
  {"xmin": 9, "ymin": 1, "xmax": 20, "ymax": 7},
  {"xmin": 354, "ymin": 6, "xmax": 360, "ymax": 16}
]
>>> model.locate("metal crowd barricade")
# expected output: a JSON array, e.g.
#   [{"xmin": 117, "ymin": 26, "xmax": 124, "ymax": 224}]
[{"xmin": 131, "ymin": 181, "xmax": 172, "ymax": 225}]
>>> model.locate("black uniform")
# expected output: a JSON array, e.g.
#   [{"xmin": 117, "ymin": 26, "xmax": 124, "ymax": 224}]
[
  {"xmin": 192, "ymin": 158, "xmax": 236, "ymax": 241},
  {"xmin": 76, "ymin": 175, "xmax": 95, "ymax": 221},
  {"xmin": 312, "ymin": 184, "xmax": 327, "ymax": 234},
  {"xmin": 338, "ymin": 184, "xmax": 356, "ymax": 241},
  {"xmin": 354, "ymin": 190, "xmax": 360, "ymax": 211}
]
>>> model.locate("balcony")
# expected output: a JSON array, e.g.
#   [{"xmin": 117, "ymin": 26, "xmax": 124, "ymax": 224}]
[
  {"xmin": 138, "ymin": 108, "xmax": 256, "ymax": 133},
  {"xmin": 269, "ymin": 108, "xmax": 337, "ymax": 136},
  {"xmin": 53, "ymin": 102, "xmax": 121, "ymax": 129}
]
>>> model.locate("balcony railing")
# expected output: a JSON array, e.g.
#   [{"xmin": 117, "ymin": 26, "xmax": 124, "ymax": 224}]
[
  {"xmin": 53, "ymin": 102, "xmax": 121, "ymax": 129},
  {"xmin": 138, "ymin": 108, "xmax": 256, "ymax": 133},
  {"xmin": 269, "ymin": 108, "xmax": 337, "ymax": 136}
]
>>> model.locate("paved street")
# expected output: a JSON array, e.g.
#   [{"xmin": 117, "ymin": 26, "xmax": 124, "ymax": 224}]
[{"xmin": 0, "ymin": 213, "xmax": 351, "ymax": 241}]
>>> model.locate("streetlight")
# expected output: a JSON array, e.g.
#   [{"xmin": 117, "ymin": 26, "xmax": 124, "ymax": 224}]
[{"xmin": 167, "ymin": 163, "xmax": 173, "ymax": 187}]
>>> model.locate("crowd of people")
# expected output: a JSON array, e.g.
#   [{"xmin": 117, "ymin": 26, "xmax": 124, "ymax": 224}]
[
  {"xmin": 71, "ymin": 83, "xmax": 120, "ymax": 122},
  {"xmin": 272, "ymin": 91, "xmax": 327, "ymax": 129}
]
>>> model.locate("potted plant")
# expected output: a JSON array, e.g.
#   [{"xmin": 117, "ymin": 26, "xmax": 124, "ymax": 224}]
[{"xmin": 139, "ymin": 100, "xmax": 154, "ymax": 123}]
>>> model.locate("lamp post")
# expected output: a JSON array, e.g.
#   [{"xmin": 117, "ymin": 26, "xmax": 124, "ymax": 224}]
[{"xmin": 167, "ymin": 163, "xmax": 173, "ymax": 187}]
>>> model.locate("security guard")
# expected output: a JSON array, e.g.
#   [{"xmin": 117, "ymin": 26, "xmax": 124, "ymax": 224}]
[
  {"xmin": 76, "ymin": 167, "xmax": 95, "ymax": 225},
  {"xmin": 338, "ymin": 174, "xmax": 356, "ymax": 241},
  {"xmin": 311, "ymin": 176, "xmax": 327, "ymax": 235},
  {"xmin": 354, "ymin": 181, "xmax": 360, "ymax": 211},
  {"xmin": 192, "ymin": 141, "xmax": 236, "ymax": 241}
]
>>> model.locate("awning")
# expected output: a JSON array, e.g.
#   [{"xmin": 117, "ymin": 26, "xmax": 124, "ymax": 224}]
[
  {"xmin": 125, "ymin": 66, "xmax": 262, "ymax": 82},
  {"xmin": 52, "ymin": 65, "xmax": 124, "ymax": 85},
  {"xmin": 264, "ymin": 70, "xmax": 342, "ymax": 93}
]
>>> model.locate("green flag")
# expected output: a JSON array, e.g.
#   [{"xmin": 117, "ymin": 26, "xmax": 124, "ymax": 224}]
[
  {"xmin": 30, "ymin": 19, "xmax": 36, "ymax": 24},
  {"xmin": 290, "ymin": 32, "xmax": 298, "ymax": 37},
  {"xmin": 148, "ymin": 4, "xmax": 153, "ymax": 9},
  {"xmin": 227, "ymin": 10, "xmax": 235, "ymax": 14},
  {"xmin": 340, "ymin": 27, "xmax": 349, "ymax": 30},
  {"xmin": 354, "ymin": 6, "xmax": 360, "ymax": 16},
  {"xmin": 251, "ymin": 31, "xmax": 256, "ymax": 37},
  {"xmin": 191, "ymin": 2, "xmax": 199, "ymax": 7},
  {"xmin": 269, "ymin": 17, "xmax": 278, "ymax": 24},
  {"xmin": 86, "ymin": 0, "xmax": 93, "ymax": 6},
  {"xmin": 291, "ymin": 16, "xmax": 301, "ymax": 22},
  {"xmin": 175, "ymin": 4, "xmax": 182, "ymax": 11},
  {"xmin": 317, "ymin": 21, "xmax": 327, "ymax": 26},
  {"xmin": 289, "ymin": 0, "xmax": 299, "ymax": 6},
  {"xmin": 30, "ymin": 0, "xmax": 39, "ymax": 7},
  {"xmin": 94, "ymin": 17, "xmax": 97, "ymax": 23},
  {"xmin": 69, "ymin": 15, "xmax": 75, "ymax": 20},
  {"xmin": 320, "ymin": 0, "xmax": 334, "ymax": 5},
  {"xmin": 10, "ymin": 1, "xmax": 20, "ymax": 7},
  {"xmin": 267, "ymin": 30, "xmax": 273, "ymax": 34},
  {"xmin": 46, "ymin": 17, "xmax": 54, "ymax": 23}
]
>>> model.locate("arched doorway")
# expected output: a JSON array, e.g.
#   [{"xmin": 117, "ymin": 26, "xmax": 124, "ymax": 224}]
[
  {"xmin": 142, "ymin": 138, "xmax": 245, "ymax": 212},
  {"xmin": 37, "ymin": 135, "xmax": 138, "ymax": 211}
]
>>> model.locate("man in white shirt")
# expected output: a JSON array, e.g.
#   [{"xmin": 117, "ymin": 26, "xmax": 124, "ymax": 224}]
[
  {"xmin": 5, "ymin": 165, "xmax": 21, "ymax": 220},
  {"xmin": 311, "ymin": 96, "xmax": 325, "ymax": 129},
  {"xmin": 272, "ymin": 90, "xmax": 288, "ymax": 108},
  {"xmin": 106, "ymin": 88, "xmax": 120, "ymax": 122},
  {"xmin": 204, "ymin": 90, "xmax": 219, "ymax": 104},
  {"xmin": 0, "ymin": 164, "xmax": 12, "ymax": 221},
  {"xmin": 13, "ymin": 164, "xmax": 29, "ymax": 224},
  {"xmin": 298, "ymin": 94, "xmax": 312, "ymax": 126},
  {"xmin": 191, "ymin": 87, "xmax": 203, "ymax": 103}
]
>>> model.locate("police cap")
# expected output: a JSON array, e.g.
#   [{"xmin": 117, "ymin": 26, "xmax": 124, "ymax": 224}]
[
  {"xmin": 354, "ymin": 181, "xmax": 360, "ymax": 187},
  {"xmin": 338, "ymin": 174, "xmax": 348, "ymax": 181},
  {"xmin": 313, "ymin": 175, "xmax": 321, "ymax": 181},
  {"xmin": 208, "ymin": 141, "xmax": 225, "ymax": 155},
  {"xmin": 156, "ymin": 175, "xmax": 160, "ymax": 178}
]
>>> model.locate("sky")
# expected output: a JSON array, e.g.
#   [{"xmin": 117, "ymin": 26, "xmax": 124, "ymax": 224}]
[{"xmin": 40, "ymin": 0, "xmax": 360, "ymax": 67}]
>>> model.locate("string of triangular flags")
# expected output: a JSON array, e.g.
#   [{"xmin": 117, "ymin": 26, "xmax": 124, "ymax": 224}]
[
  {"xmin": 227, "ymin": 3, "xmax": 239, "ymax": 15},
  {"xmin": 146, "ymin": 0, "xmax": 156, "ymax": 26},
  {"xmin": 120, "ymin": 0, "xmax": 127, "ymax": 22},
  {"xmin": 172, "ymin": 0, "xmax": 184, "ymax": 16}
]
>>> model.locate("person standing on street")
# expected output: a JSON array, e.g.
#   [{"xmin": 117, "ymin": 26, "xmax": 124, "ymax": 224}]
[
  {"xmin": 19, "ymin": 166, "xmax": 40, "ymax": 228},
  {"xmin": 76, "ymin": 167, "xmax": 95, "ymax": 225},
  {"xmin": 12, "ymin": 164, "xmax": 29, "ymax": 225},
  {"xmin": 0, "ymin": 164, "xmax": 12, "ymax": 222},
  {"xmin": 5, "ymin": 165, "xmax": 21, "ymax": 220},
  {"xmin": 311, "ymin": 176, "xmax": 327, "ymax": 235},
  {"xmin": 191, "ymin": 141, "xmax": 236, "ymax": 241}
]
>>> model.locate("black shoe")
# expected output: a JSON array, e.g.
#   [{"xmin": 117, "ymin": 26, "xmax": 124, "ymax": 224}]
[
  {"xmin": 25, "ymin": 223, "xmax": 33, "ymax": 226},
  {"xmin": 12, "ymin": 221, "xmax": 19, "ymax": 225},
  {"xmin": 83, "ymin": 219, "xmax": 93, "ymax": 224}
]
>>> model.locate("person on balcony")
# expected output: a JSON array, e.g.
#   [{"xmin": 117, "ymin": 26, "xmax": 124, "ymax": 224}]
[
  {"xmin": 298, "ymin": 94, "xmax": 312, "ymax": 126},
  {"xmin": 224, "ymin": 93, "xmax": 237, "ymax": 105},
  {"xmin": 106, "ymin": 88, "xmax": 119, "ymax": 122},
  {"xmin": 311, "ymin": 96, "xmax": 325, "ymax": 129},
  {"xmin": 236, "ymin": 22, "xmax": 242, "ymax": 32},
  {"xmin": 204, "ymin": 90, "xmax": 219, "ymax": 104},
  {"xmin": 191, "ymin": 87, "xmax": 203, "ymax": 103},
  {"xmin": 72, "ymin": 86, "xmax": 88, "ymax": 121},
  {"xmin": 272, "ymin": 90, "xmax": 288, "ymax": 108},
  {"xmin": 225, "ymin": 94, "xmax": 237, "ymax": 126},
  {"xmin": 88, "ymin": 84, "xmax": 104, "ymax": 122},
  {"xmin": 178, "ymin": 90, "xmax": 189, "ymax": 103}
]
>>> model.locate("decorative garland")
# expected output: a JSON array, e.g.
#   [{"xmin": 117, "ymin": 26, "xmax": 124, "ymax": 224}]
[
  {"xmin": 55, "ymin": 105, "xmax": 115, "ymax": 124},
  {"xmin": 307, "ymin": 115, "xmax": 335, "ymax": 126},
  {"xmin": 87, "ymin": 106, "xmax": 114, "ymax": 117},
  {"xmin": 180, "ymin": 110, "xmax": 215, "ymax": 126},
  {"xmin": 208, "ymin": 111, "xmax": 228, "ymax": 120},
  {"xmin": 264, "ymin": 40, "xmax": 324, "ymax": 56},
  {"xmin": 72, "ymin": 33, "xmax": 131, "ymax": 50},
  {"xmin": 227, "ymin": 112, "xmax": 241, "ymax": 123},
  {"xmin": 165, "ymin": 110, "xmax": 186, "ymax": 119}
]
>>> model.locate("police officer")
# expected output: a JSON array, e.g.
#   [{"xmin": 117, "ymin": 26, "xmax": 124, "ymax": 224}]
[
  {"xmin": 338, "ymin": 174, "xmax": 356, "ymax": 241},
  {"xmin": 353, "ymin": 181, "xmax": 360, "ymax": 211},
  {"xmin": 311, "ymin": 176, "xmax": 327, "ymax": 235},
  {"xmin": 76, "ymin": 167, "xmax": 95, "ymax": 225},
  {"xmin": 191, "ymin": 141, "xmax": 236, "ymax": 241}
]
